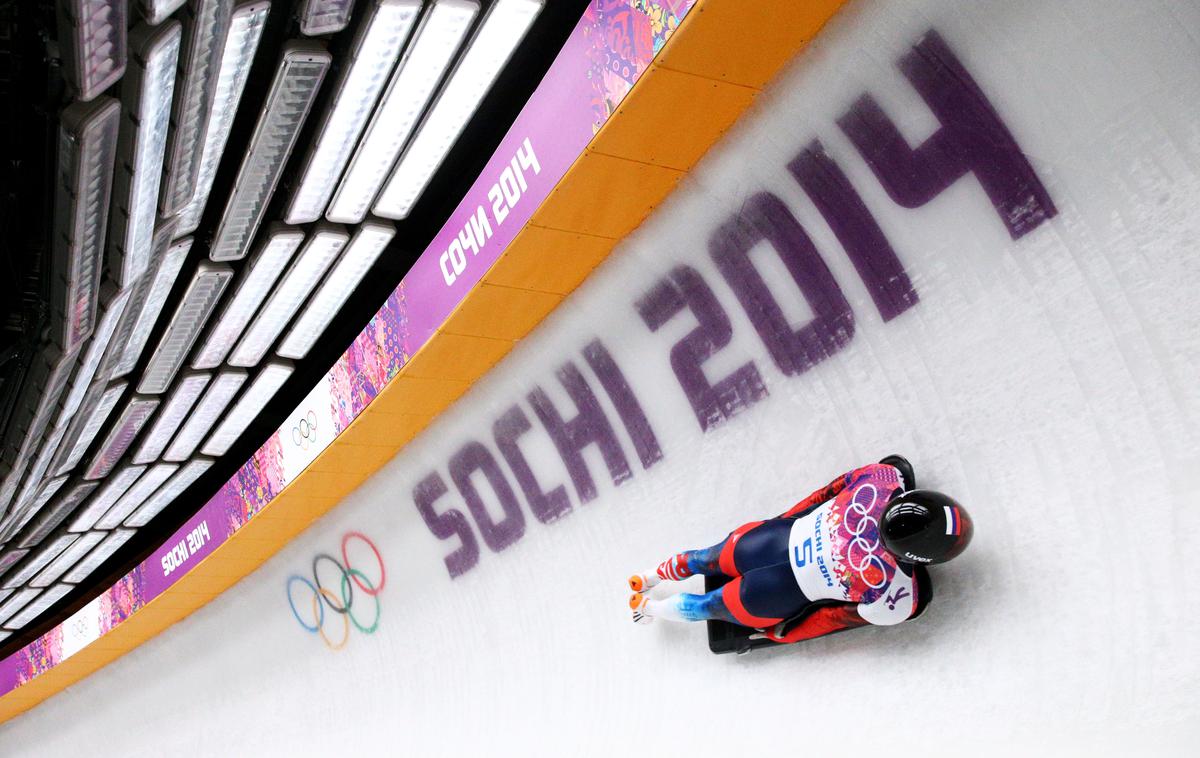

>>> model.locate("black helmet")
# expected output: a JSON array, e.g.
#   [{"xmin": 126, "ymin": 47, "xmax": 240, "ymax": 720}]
[{"xmin": 880, "ymin": 490, "xmax": 973, "ymax": 565}]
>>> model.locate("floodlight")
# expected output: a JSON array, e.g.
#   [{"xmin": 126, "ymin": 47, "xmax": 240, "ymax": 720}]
[
  {"xmin": 2, "ymin": 533, "xmax": 79, "ymax": 590},
  {"xmin": 57, "ymin": 0, "xmax": 127, "ymax": 102},
  {"xmin": 201, "ymin": 361, "xmax": 293, "ymax": 456},
  {"xmin": 208, "ymin": 42, "xmax": 331, "ymax": 262},
  {"xmin": 286, "ymin": 0, "xmax": 420, "ymax": 224},
  {"xmin": 278, "ymin": 221, "xmax": 395, "ymax": 358},
  {"xmin": 54, "ymin": 380, "xmax": 127, "ymax": 477},
  {"xmin": 72, "ymin": 465, "xmax": 147, "ymax": 530},
  {"xmin": 0, "ymin": 588, "xmax": 41, "ymax": 627},
  {"xmin": 375, "ymin": 0, "xmax": 541, "ymax": 218},
  {"xmin": 299, "ymin": 0, "xmax": 356, "ymax": 36},
  {"xmin": 17, "ymin": 481, "xmax": 98, "ymax": 549},
  {"xmin": 328, "ymin": 0, "xmax": 477, "ymax": 224},
  {"xmin": 112, "ymin": 236, "xmax": 193, "ymax": 378},
  {"xmin": 192, "ymin": 226, "xmax": 304, "ymax": 369},
  {"xmin": 4, "ymin": 584, "xmax": 77, "ymax": 629},
  {"xmin": 164, "ymin": 371, "xmax": 246, "ymax": 460},
  {"xmin": 97, "ymin": 462, "xmax": 178, "ymax": 528},
  {"xmin": 136, "ymin": 0, "xmax": 186, "ymax": 25},
  {"xmin": 31, "ymin": 531, "xmax": 106, "ymax": 588},
  {"xmin": 137, "ymin": 261, "xmax": 233, "ymax": 394},
  {"xmin": 125, "ymin": 457, "xmax": 211, "ymax": 526},
  {"xmin": 63, "ymin": 528, "xmax": 136, "ymax": 583},
  {"xmin": 83, "ymin": 396, "xmax": 159, "ymax": 480},
  {"xmin": 175, "ymin": 1, "xmax": 269, "ymax": 237},
  {"xmin": 228, "ymin": 226, "xmax": 346, "ymax": 366},
  {"xmin": 160, "ymin": 0, "xmax": 234, "ymax": 215},
  {"xmin": 132, "ymin": 372, "xmax": 211, "ymax": 463},
  {"xmin": 51, "ymin": 97, "xmax": 120, "ymax": 356},
  {"xmin": 108, "ymin": 22, "xmax": 181, "ymax": 287}
]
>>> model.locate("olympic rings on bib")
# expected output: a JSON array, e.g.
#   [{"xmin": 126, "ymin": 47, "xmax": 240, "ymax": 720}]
[
  {"xmin": 840, "ymin": 484, "xmax": 891, "ymax": 590},
  {"xmin": 285, "ymin": 531, "xmax": 386, "ymax": 650}
]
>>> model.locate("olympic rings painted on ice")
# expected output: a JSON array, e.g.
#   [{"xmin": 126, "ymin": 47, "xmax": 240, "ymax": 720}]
[
  {"xmin": 840, "ymin": 484, "xmax": 890, "ymax": 590},
  {"xmin": 285, "ymin": 531, "xmax": 386, "ymax": 650},
  {"xmin": 291, "ymin": 410, "xmax": 319, "ymax": 450}
]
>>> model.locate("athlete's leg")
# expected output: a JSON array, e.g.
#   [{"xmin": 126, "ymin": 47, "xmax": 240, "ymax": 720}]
[
  {"xmin": 632, "ymin": 562, "xmax": 810, "ymax": 627},
  {"xmin": 629, "ymin": 519, "xmax": 793, "ymax": 592}
]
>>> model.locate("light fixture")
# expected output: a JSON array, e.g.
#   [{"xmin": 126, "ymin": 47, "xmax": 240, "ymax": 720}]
[
  {"xmin": 163, "ymin": 371, "xmax": 246, "ymax": 461},
  {"xmin": 125, "ymin": 457, "xmax": 211, "ymax": 526},
  {"xmin": 278, "ymin": 221, "xmax": 395, "ymax": 359},
  {"xmin": 53, "ymin": 380, "xmax": 127, "ymax": 477},
  {"xmin": 0, "ymin": 588, "xmax": 41, "ymax": 627},
  {"xmin": 3, "ymin": 584, "xmax": 77, "ymax": 630},
  {"xmin": 107, "ymin": 21, "xmax": 181, "ymax": 287},
  {"xmin": 160, "ymin": 0, "xmax": 233, "ymax": 215},
  {"xmin": 299, "ymin": 0, "xmax": 356, "ymax": 36},
  {"xmin": 31, "ymin": 531, "xmax": 107, "ymax": 588},
  {"xmin": 57, "ymin": 0, "xmax": 127, "ymax": 102},
  {"xmin": 137, "ymin": 261, "xmax": 233, "ymax": 394},
  {"xmin": 2, "ymin": 533, "xmax": 79, "ymax": 590},
  {"xmin": 132, "ymin": 372, "xmax": 211, "ymax": 464},
  {"xmin": 286, "ymin": 0, "xmax": 420, "ymax": 224},
  {"xmin": 201, "ymin": 361, "xmax": 293, "ymax": 456},
  {"xmin": 192, "ymin": 226, "xmax": 304, "ymax": 369},
  {"xmin": 374, "ymin": 0, "xmax": 541, "ymax": 219},
  {"xmin": 17, "ymin": 481, "xmax": 98, "ymax": 549},
  {"xmin": 101, "ymin": 219, "xmax": 178, "ymax": 380},
  {"xmin": 136, "ymin": 0, "xmax": 186, "ymax": 25},
  {"xmin": 71, "ymin": 465, "xmax": 147, "ymax": 531},
  {"xmin": 175, "ymin": 1, "xmax": 269, "ymax": 237},
  {"xmin": 97, "ymin": 462, "xmax": 179, "ymax": 529},
  {"xmin": 228, "ymin": 226, "xmax": 347, "ymax": 366},
  {"xmin": 0, "ymin": 552, "xmax": 29, "ymax": 583},
  {"xmin": 51, "ymin": 97, "xmax": 120, "ymax": 356},
  {"xmin": 1, "ymin": 348, "xmax": 79, "ymax": 511},
  {"xmin": 208, "ymin": 42, "xmax": 332, "ymax": 262},
  {"xmin": 55, "ymin": 286, "xmax": 132, "ymax": 432},
  {"xmin": 63, "ymin": 528, "xmax": 136, "ymax": 583},
  {"xmin": 327, "ymin": 0, "xmax": 478, "ymax": 224},
  {"xmin": 83, "ymin": 396, "xmax": 159, "ymax": 480},
  {"xmin": 111, "ymin": 236, "xmax": 193, "ymax": 378},
  {"xmin": 10, "ymin": 425, "xmax": 71, "ymax": 520}
]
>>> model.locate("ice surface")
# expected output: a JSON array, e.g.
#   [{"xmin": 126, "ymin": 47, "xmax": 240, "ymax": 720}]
[{"xmin": 3, "ymin": 0, "xmax": 1199, "ymax": 753}]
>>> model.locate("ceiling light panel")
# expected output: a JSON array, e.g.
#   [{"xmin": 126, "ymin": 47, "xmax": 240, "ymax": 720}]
[
  {"xmin": 31, "ymin": 531, "xmax": 106, "ymax": 588},
  {"xmin": 287, "ymin": 0, "xmax": 419, "ymax": 224},
  {"xmin": 136, "ymin": 0, "xmax": 186, "ymax": 25},
  {"xmin": 201, "ymin": 361, "xmax": 293, "ymax": 456},
  {"xmin": 108, "ymin": 22, "xmax": 181, "ymax": 287},
  {"xmin": 160, "ymin": 0, "xmax": 233, "ymax": 216},
  {"xmin": 83, "ymin": 397, "xmax": 159, "ymax": 480},
  {"xmin": 299, "ymin": 0, "xmax": 356, "ymax": 36},
  {"xmin": 71, "ymin": 465, "xmax": 146, "ymax": 531},
  {"xmin": 0, "ymin": 588, "xmax": 41, "ymax": 627},
  {"xmin": 10, "ymin": 425, "xmax": 70, "ymax": 519},
  {"xmin": 208, "ymin": 42, "xmax": 332, "ymax": 262},
  {"xmin": 51, "ymin": 98, "xmax": 120, "ymax": 356},
  {"xmin": 278, "ymin": 221, "xmax": 395, "ymax": 359},
  {"xmin": 55, "ymin": 286, "xmax": 132, "ymax": 433},
  {"xmin": 132, "ymin": 372, "xmax": 210, "ymax": 464},
  {"xmin": 57, "ymin": 0, "xmax": 127, "ymax": 102},
  {"xmin": 163, "ymin": 371, "xmax": 246, "ymax": 461},
  {"xmin": 4, "ymin": 584, "xmax": 77, "ymax": 630},
  {"xmin": 2, "ymin": 534, "xmax": 79, "ymax": 590},
  {"xmin": 98, "ymin": 462, "xmax": 178, "ymax": 528},
  {"xmin": 125, "ymin": 457, "xmax": 211, "ymax": 527},
  {"xmin": 192, "ymin": 226, "xmax": 304, "ymax": 369},
  {"xmin": 53, "ymin": 380, "xmax": 127, "ymax": 477},
  {"xmin": 228, "ymin": 227, "xmax": 347, "ymax": 366},
  {"xmin": 1, "ymin": 348, "xmax": 78, "ymax": 497},
  {"xmin": 102, "ymin": 220, "xmax": 178, "ymax": 381},
  {"xmin": 63, "ymin": 528, "xmax": 136, "ymax": 583},
  {"xmin": 112, "ymin": 236, "xmax": 193, "ymax": 378},
  {"xmin": 328, "ymin": 0, "xmax": 477, "ymax": 224},
  {"xmin": 137, "ymin": 261, "xmax": 233, "ymax": 394},
  {"xmin": 176, "ymin": 1, "xmax": 269, "ymax": 237},
  {"xmin": 0, "ymin": 551, "xmax": 28, "ymax": 582},
  {"xmin": 17, "ymin": 481, "xmax": 98, "ymax": 549},
  {"xmin": 375, "ymin": 0, "xmax": 540, "ymax": 219}
]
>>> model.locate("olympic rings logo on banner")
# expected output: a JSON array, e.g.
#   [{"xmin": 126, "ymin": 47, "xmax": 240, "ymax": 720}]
[
  {"xmin": 291, "ymin": 410, "xmax": 319, "ymax": 450},
  {"xmin": 841, "ymin": 484, "xmax": 889, "ymax": 590},
  {"xmin": 286, "ymin": 532, "xmax": 386, "ymax": 650}
]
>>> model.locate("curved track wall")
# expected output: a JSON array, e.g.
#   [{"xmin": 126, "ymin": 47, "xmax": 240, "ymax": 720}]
[{"xmin": 3, "ymin": 0, "xmax": 1199, "ymax": 752}]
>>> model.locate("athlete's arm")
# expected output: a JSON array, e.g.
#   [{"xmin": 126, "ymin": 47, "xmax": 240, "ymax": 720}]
[
  {"xmin": 761, "ymin": 604, "xmax": 870, "ymax": 644},
  {"xmin": 777, "ymin": 471, "xmax": 853, "ymax": 519}
]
